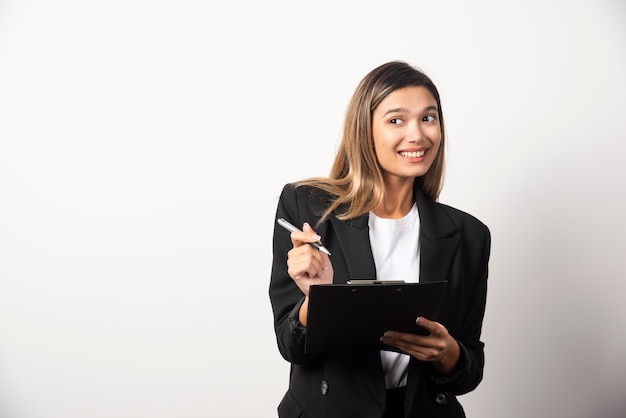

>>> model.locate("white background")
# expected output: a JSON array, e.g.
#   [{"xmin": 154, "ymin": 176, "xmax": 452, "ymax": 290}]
[{"xmin": 1, "ymin": 1, "xmax": 625, "ymax": 417}]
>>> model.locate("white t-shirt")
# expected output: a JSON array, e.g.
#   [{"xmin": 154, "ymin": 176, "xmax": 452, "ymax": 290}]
[{"xmin": 368, "ymin": 202, "xmax": 420, "ymax": 389}]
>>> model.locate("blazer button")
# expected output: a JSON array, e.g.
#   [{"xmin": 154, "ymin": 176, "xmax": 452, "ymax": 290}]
[
  {"xmin": 320, "ymin": 380, "xmax": 329, "ymax": 396},
  {"xmin": 434, "ymin": 392, "xmax": 449, "ymax": 405}
]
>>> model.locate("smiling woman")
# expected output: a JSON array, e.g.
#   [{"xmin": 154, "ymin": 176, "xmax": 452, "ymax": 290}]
[{"xmin": 269, "ymin": 61, "xmax": 491, "ymax": 418}]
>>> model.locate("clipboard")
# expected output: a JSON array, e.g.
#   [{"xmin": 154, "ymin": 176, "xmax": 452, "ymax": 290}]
[{"xmin": 304, "ymin": 281, "xmax": 447, "ymax": 354}]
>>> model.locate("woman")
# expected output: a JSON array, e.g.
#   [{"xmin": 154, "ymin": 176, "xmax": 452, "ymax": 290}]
[{"xmin": 269, "ymin": 61, "xmax": 491, "ymax": 418}]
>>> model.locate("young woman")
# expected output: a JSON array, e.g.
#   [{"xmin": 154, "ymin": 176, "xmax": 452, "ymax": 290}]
[{"xmin": 269, "ymin": 61, "xmax": 491, "ymax": 418}]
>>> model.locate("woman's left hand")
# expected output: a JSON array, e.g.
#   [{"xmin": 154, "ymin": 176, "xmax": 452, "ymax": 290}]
[{"xmin": 380, "ymin": 316, "xmax": 460, "ymax": 375}]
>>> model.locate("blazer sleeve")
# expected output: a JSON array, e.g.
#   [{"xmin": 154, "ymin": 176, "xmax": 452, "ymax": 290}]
[
  {"xmin": 268, "ymin": 184, "xmax": 322, "ymax": 365},
  {"xmin": 430, "ymin": 221, "xmax": 491, "ymax": 395}
]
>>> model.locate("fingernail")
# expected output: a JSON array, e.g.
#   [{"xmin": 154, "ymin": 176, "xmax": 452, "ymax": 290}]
[
  {"xmin": 416, "ymin": 317, "xmax": 422, "ymax": 324},
  {"xmin": 311, "ymin": 234, "xmax": 321, "ymax": 241}
]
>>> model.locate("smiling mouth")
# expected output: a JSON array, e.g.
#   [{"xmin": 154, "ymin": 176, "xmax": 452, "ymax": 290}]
[{"xmin": 399, "ymin": 150, "xmax": 426, "ymax": 158}]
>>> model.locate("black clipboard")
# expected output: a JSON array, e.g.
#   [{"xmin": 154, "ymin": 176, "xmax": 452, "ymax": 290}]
[{"xmin": 304, "ymin": 281, "xmax": 447, "ymax": 354}]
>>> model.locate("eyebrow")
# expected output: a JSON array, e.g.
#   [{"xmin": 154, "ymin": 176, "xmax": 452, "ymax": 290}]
[{"xmin": 382, "ymin": 105, "xmax": 439, "ymax": 116}]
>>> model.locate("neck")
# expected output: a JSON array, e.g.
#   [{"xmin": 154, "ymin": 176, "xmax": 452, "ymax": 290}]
[{"xmin": 373, "ymin": 178, "xmax": 415, "ymax": 219}]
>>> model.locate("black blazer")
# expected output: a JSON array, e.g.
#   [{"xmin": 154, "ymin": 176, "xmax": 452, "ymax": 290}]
[{"xmin": 269, "ymin": 183, "xmax": 491, "ymax": 418}]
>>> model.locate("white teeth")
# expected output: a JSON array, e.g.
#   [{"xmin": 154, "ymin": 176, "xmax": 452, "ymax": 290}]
[{"xmin": 400, "ymin": 150, "xmax": 426, "ymax": 158}]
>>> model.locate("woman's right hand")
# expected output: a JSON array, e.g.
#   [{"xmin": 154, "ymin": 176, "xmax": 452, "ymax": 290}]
[{"xmin": 286, "ymin": 222, "xmax": 334, "ymax": 297}]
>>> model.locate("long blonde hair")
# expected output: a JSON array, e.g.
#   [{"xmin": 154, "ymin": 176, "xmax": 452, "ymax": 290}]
[{"xmin": 295, "ymin": 61, "xmax": 446, "ymax": 222}]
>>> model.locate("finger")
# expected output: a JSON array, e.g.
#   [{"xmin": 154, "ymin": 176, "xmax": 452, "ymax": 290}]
[
  {"xmin": 380, "ymin": 331, "xmax": 443, "ymax": 361},
  {"xmin": 415, "ymin": 316, "xmax": 441, "ymax": 335},
  {"xmin": 287, "ymin": 248, "xmax": 327, "ymax": 279},
  {"xmin": 288, "ymin": 245, "xmax": 327, "ymax": 268},
  {"xmin": 380, "ymin": 332, "xmax": 429, "ymax": 358},
  {"xmin": 288, "ymin": 259, "xmax": 325, "ymax": 280},
  {"xmin": 381, "ymin": 331, "xmax": 428, "ymax": 348}
]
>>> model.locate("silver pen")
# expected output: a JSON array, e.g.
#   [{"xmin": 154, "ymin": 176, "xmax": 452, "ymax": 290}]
[{"xmin": 277, "ymin": 218, "xmax": 332, "ymax": 256}]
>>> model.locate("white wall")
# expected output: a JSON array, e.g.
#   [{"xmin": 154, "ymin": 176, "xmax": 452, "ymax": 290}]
[{"xmin": 1, "ymin": 1, "xmax": 624, "ymax": 417}]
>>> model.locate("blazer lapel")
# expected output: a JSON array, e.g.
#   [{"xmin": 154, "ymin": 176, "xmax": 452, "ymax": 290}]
[
  {"xmin": 416, "ymin": 190, "xmax": 461, "ymax": 283},
  {"xmin": 406, "ymin": 189, "xmax": 461, "ymax": 407},
  {"xmin": 329, "ymin": 214, "xmax": 377, "ymax": 283}
]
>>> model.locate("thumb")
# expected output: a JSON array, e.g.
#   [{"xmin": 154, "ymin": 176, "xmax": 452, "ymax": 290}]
[{"xmin": 416, "ymin": 316, "xmax": 438, "ymax": 334}]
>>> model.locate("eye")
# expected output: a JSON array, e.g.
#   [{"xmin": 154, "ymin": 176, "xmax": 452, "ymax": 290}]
[
  {"xmin": 423, "ymin": 115, "xmax": 437, "ymax": 122},
  {"xmin": 389, "ymin": 117, "xmax": 403, "ymax": 125}
]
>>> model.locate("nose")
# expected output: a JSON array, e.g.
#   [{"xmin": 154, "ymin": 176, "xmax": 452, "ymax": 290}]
[{"xmin": 406, "ymin": 120, "xmax": 424, "ymax": 143}]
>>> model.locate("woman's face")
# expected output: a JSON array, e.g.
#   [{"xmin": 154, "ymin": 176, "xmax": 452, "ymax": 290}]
[{"xmin": 371, "ymin": 86, "xmax": 441, "ymax": 183}]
